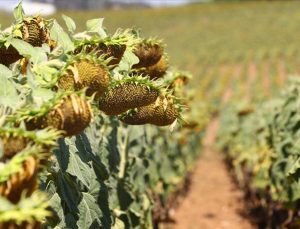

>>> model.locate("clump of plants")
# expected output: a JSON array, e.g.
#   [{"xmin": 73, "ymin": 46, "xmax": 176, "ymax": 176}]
[{"xmin": 0, "ymin": 3, "xmax": 203, "ymax": 228}]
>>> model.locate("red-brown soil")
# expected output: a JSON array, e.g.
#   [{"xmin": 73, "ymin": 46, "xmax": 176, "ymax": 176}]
[
  {"xmin": 162, "ymin": 119, "xmax": 254, "ymax": 229},
  {"xmin": 276, "ymin": 59, "xmax": 287, "ymax": 87}
]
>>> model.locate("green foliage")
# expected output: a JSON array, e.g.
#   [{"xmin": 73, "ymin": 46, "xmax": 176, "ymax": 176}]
[
  {"xmin": 218, "ymin": 77, "xmax": 300, "ymax": 215},
  {"xmin": 45, "ymin": 114, "xmax": 202, "ymax": 228},
  {"xmin": 0, "ymin": 3, "xmax": 203, "ymax": 228},
  {"xmin": 0, "ymin": 192, "xmax": 51, "ymax": 224}
]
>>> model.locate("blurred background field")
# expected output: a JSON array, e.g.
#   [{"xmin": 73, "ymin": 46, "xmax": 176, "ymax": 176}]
[
  {"xmin": 2, "ymin": 1, "xmax": 299, "ymax": 122},
  {"xmin": 2, "ymin": 1, "xmax": 300, "ymax": 79}
]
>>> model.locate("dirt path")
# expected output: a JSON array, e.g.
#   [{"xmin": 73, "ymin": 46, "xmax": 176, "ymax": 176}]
[
  {"xmin": 277, "ymin": 59, "xmax": 287, "ymax": 87},
  {"xmin": 167, "ymin": 119, "xmax": 254, "ymax": 229},
  {"xmin": 222, "ymin": 64, "xmax": 242, "ymax": 105},
  {"xmin": 262, "ymin": 61, "xmax": 271, "ymax": 97}
]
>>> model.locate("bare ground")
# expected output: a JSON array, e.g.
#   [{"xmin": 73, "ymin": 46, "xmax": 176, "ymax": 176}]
[
  {"xmin": 261, "ymin": 61, "xmax": 271, "ymax": 97},
  {"xmin": 276, "ymin": 59, "xmax": 287, "ymax": 87},
  {"xmin": 164, "ymin": 119, "xmax": 254, "ymax": 229},
  {"xmin": 222, "ymin": 64, "xmax": 242, "ymax": 105}
]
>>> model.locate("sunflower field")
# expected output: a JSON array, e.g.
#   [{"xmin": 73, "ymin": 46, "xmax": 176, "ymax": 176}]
[{"xmin": 0, "ymin": 3, "xmax": 205, "ymax": 228}]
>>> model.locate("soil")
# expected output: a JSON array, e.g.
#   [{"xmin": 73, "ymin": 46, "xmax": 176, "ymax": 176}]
[
  {"xmin": 222, "ymin": 64, "xmax": 242, "ymax": 105},
  {"xmin": 162, "ymin": 118, "xmax": 254, "ymax": 229},
  {"xmin": 277, "ymin": 59, "xmax": 287, "ymax": 87},
  {"xmin": 261, "ymin": 61, "xmax": 271, "ymax": 97}
]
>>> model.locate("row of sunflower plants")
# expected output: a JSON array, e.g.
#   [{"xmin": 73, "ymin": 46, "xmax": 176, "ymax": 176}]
[
  {"xmin": 218, "ymin": 76, "xmax": 300, "ymax": 228},
  {"xmin": 0, "ymin": 3, "xmax": 204, "ymax": 229}
]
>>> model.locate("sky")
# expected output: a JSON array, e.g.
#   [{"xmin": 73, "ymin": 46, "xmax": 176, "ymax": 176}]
[
  {"xmin": 0, "ymin": 0, "xmax": 56, "ymax": 15},
  {"xmin": 0, "ymin": 0, "xmax": 192, "ymax": 8},
  {"xmin": 0, "ymin": 0, "xmax": 194, "ymax": 15}
]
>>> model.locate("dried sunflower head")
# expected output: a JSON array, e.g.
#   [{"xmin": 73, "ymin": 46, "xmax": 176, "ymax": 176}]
[
  {"xmin": 132, "ymin": 38, "xmax": 164, "ymax": 69},
  {"xmin": 98, "ymin": 75, "xmax": 161, "ymax": 115},
  {"xmin": 74, "ymin": 29, "xmax": 139, "ymax": 68},
  {"xmin": 120, "ymin": 94, "xmax": 182, "ymax": 126},
  {"xmin": 58, "ymin": 53, "xmax": 110, "ymax": 98}
]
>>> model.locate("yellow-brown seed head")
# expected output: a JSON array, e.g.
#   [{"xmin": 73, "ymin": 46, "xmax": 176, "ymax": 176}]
[
  {"xmin": 46, "ymin": 94, "xmax": 92, "ymax": 136},
  {"xmin": 75, "ymin": 43, "xmax": 126, "ymax": 67},
  {"xmin": 133, "ymin": 41, "xmax": 163, "ymax": 69},
  {"xmin": 58, "ymin": 59, "xmax": 110, "ymax": 98},
  {"xmin": 0, "ymin": 156, "xmax": 38, "ymax": 204},
  {"xmin": 134, "ymin": 55, "xmax": 168, "ymax": 80},
  {"xmin": 1, "ymin": 136, "xmax": 28, "ymax": 160},
  {"xmin": 99, "ymin": 82, "xmax": 159, "ymax": 116},
  {"xmin": 121, "ymin": 95, "xmax": 179, "ymax": 126},
  {"xmin": 97, "ymin": 43, "xmax": 126, "ymax": 66},
  {"xmin": 24, "ymin": 94, "xmax": 92, "ymax": 136},
  {"xmin": 21, "ymin": 16, "xmax": 50, "ymax": 47}
]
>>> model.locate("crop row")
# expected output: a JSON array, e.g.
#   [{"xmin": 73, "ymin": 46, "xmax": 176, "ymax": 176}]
[{"xmin": 218, "ymin": 75, "xmax": 300, "ymax": 227}]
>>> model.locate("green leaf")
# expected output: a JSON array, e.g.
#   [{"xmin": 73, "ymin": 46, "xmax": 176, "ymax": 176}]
[
  {"xmin": 13, "ymin": 1, "xmax": 24, "ymax": 22},
  {"xmin": 10, "ymin": 38, "xmax": 47, "ymax": 64},
  {"xmin": 0, "ymin": 65, "xmax": 19, "ymax": 108},
  {"xmin": 77, "ymin": 193, "xmax": 102, "ymax": 228},
  {"xmin": 115, "ymin": 50, "xmax": 139, "ymax": 72},
  {"xmin": 57, "ymin": 172, "xmax": 81, "ymax": 213},
  {"xmin": 31, "ymin": 88, "xmax": 55, "ymax": 107},
  {"xmin": 33, "ymin": 61, "xmax": 61, "ymax": 87},
  {"xmin": 13, "ymin": 29, "xmax": 23, "ymax": 39},
  {"xmin": 56, "ymin": 138, "xmax": 92, "ymax": 188},
  {"xmin": 50, "ymin": 20, "xmax": 74, "ymax": 52},
  {"xmin": 47, "ymin": 193, "xmax": 65, "ymax": 227},
  {"xmin": 75, "ymin": 133, "xmax": 109, "ymax": 180},
  {"xmin": 86, "ymin": 18, "xmax": 107, "ymax": 38},
  {"xmin": 0, "ymin": 141, "xmax": 3, "ymax": 159},
  {"xmin": 0, "ymin": 64, "xmax": 12, "ymax": 78},
  {"xmin": 112, "ymin": 218, "xmax": 126, "ymax": 229},
  {"xmin": 62, "ymin": 15, "xmax": 76, "ymax": 34}
]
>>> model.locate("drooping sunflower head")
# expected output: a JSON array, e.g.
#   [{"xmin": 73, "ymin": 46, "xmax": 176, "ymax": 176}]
[
  {"xmin": 57, "ymin": 52, "xmax": 110, "ymax": 98},
  {"xmin": 0, "ymin": 126, "xmax": 61, "ymax": 160},
  {"xmin": 98, "ymin": 74, "xmax": 162, "ymax": 115},
  {"xmin": 0, "ymin": 192, "xmax": 51, "ymax": 228},
  {"xmin": 10, "ymin": 91, "xmax": 92, "ymax": 137},
  {"xmin": 131, "ymin": 54, "xmax": 169, "ymax": 80},
  {"xmin": 13, "ymin": 16, "xmax": 50, "ymax": 47},
  {"xmin": 74, "ymin": 29, "xmax": 140, "ymax": 67},
  {"xmin": 132, "ymin": 38, "xmax": 165, "ymax": 69},
  {"xmin": 119, "ymin": 91, "xmax": 183, "ymax": 127}
]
